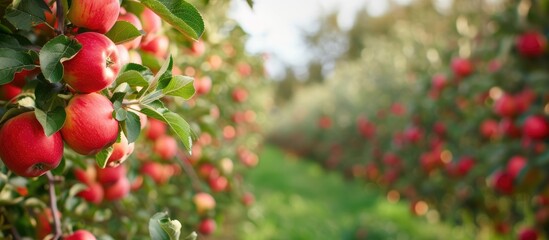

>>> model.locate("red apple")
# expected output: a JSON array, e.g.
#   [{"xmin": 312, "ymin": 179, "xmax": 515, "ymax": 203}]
[
  {"xmin": 480, "ymin": 119, "xmax": 499, "ymax": 139},
  {"xmin": 107, "ymin": 133, "xmax": 135, "ymax": 167},
  {"xmin": 491, "ymin": 170, "xmax": 514, "ymax": 195},
  {"xmin": 209, "ymin": 176, "xmax": 228, "ymax": 192},
  {"xmin": 191, "ymin": 40, "xmax": 206, "ymax": 56},
  {"xmin": 0, "ymin": 83, "xmax": 22, "ymax": 101},
  {"xmin": 153, "ymin": 135, "xmax": 178, "ymax": 160},
  {"xmin": 499, "ymin": 118, "xmax": 522, "ymax": 138},
  {"xmin": 518, "ymin": 228, "xmax": 539, "ymax": 240},
  {"xmin": 139, "ymin": 8, "xmax": 162, "ymax": 38},
  {"xmin": 146, "ymin": 118, "xmax": 167, "ymax": 140},
  {"xmin": 523, "ymin": 115, "xmax": 549, "ymax": 140},
  {"xmin": 232, "ymin": 87, "xmax": 248, "ymax": 103},
  {"xmin": 77, "ymin": 182, "xmax": 104, "ymax": 204},
  {"xmin": 74, "ymin": 167, "xmax": 96, "ymax": 185},
  {"xmin": 193, "ymin": 192, "xmax": 216, "ymax": 214},
  {"xmin": 117, "ymin": 12, "xmax": 143, "ymax": 49},
  {"xmin": 61, "ymin": 93, "xmax": 119, "ymax": 155},
  {"xmin": 140, "ymin": 161, "xmax": 171, "ymax": 185},
  {"xmin": 36, "ymin": 209, "xmax": 61, "ymax": 240},
  {"xmin": 194, "ymin": 76, "xmax": 212, "ymax": 95},
  {"xmin": 67, "ymin": 0, "xmax": 120, "ymax": 33},
  {"xmin": 141, "ymin": 35, "xmax": 169, "ymax": 58},
  {"xmin": 493, "ymin": 94, "xmax": 519, "ymax": 117},
  {"xmin": 456, "ymin": 156, "xmax": 475, "ymax": 176},
  {"xmin": 103, "ymin": 177, "xmax": 130, "ymax": 201},
  {"xmin": 0, "ymin": 112, "xmax": 63, "ymax": 177},
  {"xmin": 431, "ymin": 74, "xmax": 446, "ymax": 91},
  {"xmin": 404, "ymin": 126, "xmax": 423, "ymax": 143},
  {"xmin": 241, "ymin": 192, "xmax": 255, "ymax": 206},
  {"xmin": 451, "ymin": 57, "xmax": 473, "ymax": 77},
  {"xmin": 506, "ymin": 155, "xmax": 527, "ymax": 179},
  {"xmin": 390, "ymin": 103, "xmax": 406, "ymax": 116},
  {"xmin": 96, "ymin": 164, "xmax": 126, "ymax": 185},
  {"xmin": 198, "ymin": 218, "xmax": 216, "ymax": 235},
  {"xmin": 65, "ymin": 230, "xmax": 96, "ymax": 240},
  {"xmin": 517, "ymin": 31, "xmax": 546, "ymax": 58},
  {"xmin": 357, "ymin": 117, "xmax": 376, "ymax": 139},
  {"xmin": 317, "ymin": 116, "xmax": 332, "ymax": 129},
  {"xmin": 63, "ymin": 32, "xmax": 121, "ymax": 93},
  {"xmin": 198, "ymin": 163, "xmax": 220, "ymax": 180},
  {"xmin": 237, "ymin": 62, "xmax": 252, "ymax": 77}
]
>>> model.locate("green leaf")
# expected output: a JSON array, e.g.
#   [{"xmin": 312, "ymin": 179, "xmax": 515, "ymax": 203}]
[
  {"xmin": 95, "ymin": 146, "xmax": 114, "ymax": 168},
  {"xmin": 4, "ymin": 0, "xmax": 51, "ymax": 31},
  {"xmin": 149, "ymin": 212, "xmax": 182, "ymax": 240},
  {"xmin": 105, "ymin": 21, "xmax": 144, "ymax": 45},
  {"xmin": 116, "ymin": 70, "xmax": 150, "ymax": 87},
  {"xmin": 0, "ymin": 48, "xmax": 36, "ymax": 84},
  {"xmin": 123, "ymin": 111, "xmax": 142, "ymax": 143},
  {"xmin": 0, "ymin": 34, "xmax": 21, "ymax": 49},
  {"xmin": 34, "ymin": 107, "xmax": 66, "ymax": 136},
  {"xmin": 39, "ymin": 35, "xmax": 82, "ymax": 83},
  {"xmin": 140, "ymin": 0, "xmax": 204, "ymax": 40},
  {"xmin": 246, "ymin": 0, "xmax": 254, "ymax": 8},
  {"xmin": 140, "ymin": 104, "xmax": 193, "ymax": 152},
  {"xmin": 140, "ymin": 51, "xmax": 162, "ymax": 73},
  {"xmin": 162, "ymin": 75, "xmax": 195, "ymax": 100}
]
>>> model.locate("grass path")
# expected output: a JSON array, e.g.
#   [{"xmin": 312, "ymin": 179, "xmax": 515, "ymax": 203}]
[{"xmin": 238, "ymin": 145, "xmax": 472, "ymax": 240}]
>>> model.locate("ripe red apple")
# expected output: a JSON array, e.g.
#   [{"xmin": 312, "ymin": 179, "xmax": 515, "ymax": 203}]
[
  {"xmin": 499, "ymin": 118, "xmax": 521, "ymax": 138},
  {"xmin": 506, "ymin": 155, "xmax": 527, "ymax": 179},
  {"xmin": 103, "ymin": 177, "xmax": 130, "ymax": 201},
  {"xmin": 493, "ymin": 94, "xmax": 519, "ymax": 117},
  {"xmin": 357, "ymin": 117, "xmax": 376, "ymax": 139},
  {"xmin": 390, "ymin": 103, "xmax": 406, "ymax": 116},
  {"xmin": 154, "ymin": 135, "xmax": 178, "ymax": 160},
  {"xmin": 433, "ymin": 122, "xmax": 446, "ymax": 136},
  {"xmin": 198, "ymin": 218, "xmax": 216, "ymax": 235},
  {"xmin": 191, "ymin": 40, "xmax": 206, "ymax": 56},
  {"xmin": 0, "ymin": 83, "xmax": 22, "ymax": 101},
  {"xmin": 518, "ymin": 228, "xmax": 539, "ymax": 240},
  {"xmin": 431, "ymin": 74, "xmax": 446, "ymax": 91},
  {"xmin": 241, "ymin": 192, "xmax": 255, "ymax": 206},
  {"xmin": 141, "ymin": 35, "xmax": 169, "ymax": 58},
  {"xmin": 0, "ymin": 112, "xmax": 63, "ymax": 177},
  {"xmin": 36, "ymin": 209, "xmax": 61, "ymax": 240},
  {"xmin": 139, "ymin": 8, "xmax": 162, "ymax": 38},
  {"xmin": 451, "ymin": 57, "xmax": 473, "ymax": 77},
  {"xmin": 517, "ymin": 31, "xmax": 546, "ymax": 58},
  {"xmin": 491, "ymin": 170, "xmax": 514, "ymax": 195},
  {"xmin": 96, "ymin": 164, "xmax": 126, "ymax": 185},
  {"xmin": 232, "ymin": 87, "xmax": 248, "ymax": 103},
  {"xmin": 209, "ymin": 176, "xmax": 228, "ymax": 192},
  {"xmin": 237, "ymin": 62, "xmax": 252, "ymax": 77},
  {"xmin": 61, "ymin": 93, "xmax": 119, "ymax": 155},
  {"xmin": 107, "ymin": 133, "xmax": 135, "ymax": 167},
  {"xmin": 198, "ymin": 163, "xmax": 220, "ymax": 180},
  {"xmin": 317, "ymin": 116, "xmax": 332, "ymax": 129},
  {"xmin": 63, "ymin": 32, "xmax": 121, "ymax": 93},
  {"xmin": 77, "ymin": 182, "xmax": 104, "ymax": 204},
  {"xmin": 480, "ymin": 119, "xmax": 499, "ymax": 139},
  {"xmin": 456, "ymin": 156, "xmax": 475, "ymax": 176},
  {"xmin": 140, "ymin": 161, "xmax": 171, "ymax": 185},
  {"xmin": 523, "ymin": 115, "xmax": 549, "ymax": 140},
  {"xmin": 117, "ymin": 12, "xmax": 143, "ymax": 50},
  {"xmin": 67, "ymin": 0, "xmax": 120, "ymax": 33},
  {"xmin": 65, "ymin": 230, "xmax": 96, "ymax": 240},
  {"xmin": 193, "ymin": 192, "xmax": 216, "ymax": 214},
  {"xmin": 208, "ymin": 55, "xmax": 223, "ymax": 70},
  {"xmin": 74, "ymin": 167, "xmax": 96, "ymax": 185},
  {"xmin": 404, "ymin": 126, "xmax": 423, "ymax": 143},
  {"xmin": 194, "ymin": 76, "xmax": 212, "ymax": 95},
  {"xmin": 146, "ymin": 118, "xmax": 167, "ymax": 140}
]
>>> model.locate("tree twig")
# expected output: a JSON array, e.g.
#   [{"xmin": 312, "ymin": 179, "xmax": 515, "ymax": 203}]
[
  {"xmin": 176, "ymin": 151, "xmax": 203, "ymax": 192},
  {"xmin": 55, "ymin": 0, "xmax": 64, "ymax": 35},
  {"xmin": 46, "ymin": 172, "xmax": 62, "ymax": 240}
]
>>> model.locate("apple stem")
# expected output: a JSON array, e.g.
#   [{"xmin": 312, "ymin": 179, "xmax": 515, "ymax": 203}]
[
  {"xmin": 46, "ymin": 171, "xmax": 62, "ymax": 240},
  {"xmin": 177, "ymin": 151, "xmax": 203, "ymax": 192},
  {"xmin": 1, "ymin": 209, "xmax": 22, "ymax": 240},
  {"xmin": 55, "ymin": 0, "xmax": 64, "ymax": 35}
]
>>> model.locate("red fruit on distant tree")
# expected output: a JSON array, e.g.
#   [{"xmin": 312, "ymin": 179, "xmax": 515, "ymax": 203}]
[
  {"xmin": 140, "ymin": 161, "xmax": 171, "ymax": 185},
  {"xmin": 117, "ymin": 12, "xmax": 143, "ymax": 50},
  {"xmin": 493, "ymin": 94, "xmax": 519, "ymax": 117},
  {"xmin": 103, "ymin": 177, "xmax": 130, "ymax": 201},
  {"xmin": 241, "ymin": 192, "xmax": 255, "ymax": 206},
  {"xmin": 318, "ymin": 116, "xmax": 332, "ymax": 129},
  {"xmin": 451, "ymin": 58, "xmax": 473, "ymax": 77},
  {"xmin": 63, "ymin": 32, "xmax": 121, "ymax": 93},
  {"xmin": 96, "ymin": 165, "xmax": 126, "ymax": 185},
  {"xmin": 491, "ymin": 170, "xmax": 514, "ymax": 195},
  {"xmin": 198, "ymin": 218, "xmax": 216, "ymax": 235},
  {"xmin": 191, "ymin": 40, "xmax": 206, "ymax": 56},
  {"xmin": 0, "ymin": 112, "xmax": 63, "ymax": 177},
  {"xmin": 141, "ymin": 35, "xmax": 169, "ymax": 58},
  {"xmin": 480, "ymin": 119, "xmax": 499, "ymax": 139},
  {"xmin": 390, "ymin": 103, "xmax": 406, "ymax": 116},
  {"xmin": 517, "ymin": 31, "xmax": 546, "ymax": 58},
  {"xmin": 523, "ymin": 115, "xmax": 549, "ymax": 140},
  {"xmin": 198, "ymin": 163, "xmax": 220, "ymax": 180},
  {"xmin": 65, "ymin": 229, "xmax": 97, "ymax": 240},
  {"xmin": 499, "ymin": 118, "xmax": 522, "ymax": 138},
  {"xmin": 506, "ymin": 155, "xmax": 527, "ymax": 179},
  {"xmin": 77, "ymin": 182, "xmax": 104, "ymax": 204},
  {"xmin": 74, "ymin": 167, "xmax": 96, "ymax": 185},
  {"xmin": 153, "ymin": 135, "xmax": 178, "ymax": 160},
  {"xmin": 36, "ymin": 209, "xmax": 61, "ymax": 240},
  {"xmin": 237, "ymin": 62, "xmax": 252, "ymax": 77},
  {"xmin": 194, "ymin": 76, "xmax": 212, "ymax": 95},
  {"xmin": 518, "ymin": 228, "xmax": 539, "ymax": 240},
  {"xmin": 357, "ymin": 116, "xmax": 376, "ymax": 139},
  {"xmin": 67, "ymin": 0, "xmax": 120, "ymax": 33},
  {"xmin": 61, "ymin": 93, "xmax": 119, "ymax": 155},
  {"xmin": 193, "ymin": 192, "xmax": 216, "ymax": 214},
  {"xmin": 209, "ymin": 176, "xmax": 228, "ymax": 192},
  {"xmin": 456, "ymin": 156, "xmax": 475, "ymax": 176},
  {"xmin": 232, "ymin": 87, "xmax": 248, "ymax": 102},
  {"xmin": 146, "ymin": 118, "xmax": 167, "ymax": 140},
  {"xmin": 431, "ymin": 74, "xmax": 446, "ymax": 91},
  {"xmin": 139, "ymin": 8, "xmax": 162, "ymax": 37},
  {"xmin": 433, "ymin": 122, "xmax": 446, "ymax": 136},
  {"xmin": 404, "ymin": 126, "xmax": 423, "ymax": 143}
]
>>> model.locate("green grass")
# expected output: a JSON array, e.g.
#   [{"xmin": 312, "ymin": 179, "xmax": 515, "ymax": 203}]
[{"xmin": 238, "ymin": 145, "xmax": 473, "ymax": 240}]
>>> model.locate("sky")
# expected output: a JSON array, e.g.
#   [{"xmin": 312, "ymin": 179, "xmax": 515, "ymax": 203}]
[{"xmin": 228, "ymin": 0, "xmax": 450, "ymax": 79}]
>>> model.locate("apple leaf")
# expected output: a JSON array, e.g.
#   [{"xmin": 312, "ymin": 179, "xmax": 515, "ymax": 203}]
[
  {"xmin": 140, "ymin": 0, "xmax": 204, "ymax": 40},
  {"xmin": 105, "ymin": 21, "xmax": 144, "ymax": 45},
  {"xmin": 116, "ymin": 70, "xmax": 150, "ymax": 87},
  {"xmin": 0, "ymin": 34, "xmax": 21, "ymax": 49},
  {"xmin": 140, "ymin": 103, "xmax": 193, "ymax": 152},
  {"xmin": 246, "ymin": 0, "xmax": 254, "ymax": 8},
  {"xmin": 39, "ymin": 35, "xmax": 82, "ymax": 83},
  {"xmin": 0, "ymin": 48, "xmax": 37, "ymax": 84},
  {"xmin": 4, "ymin": 0, "xmax": 51, "ymax": 31},
  {"xmin": 162, "ymin": 75, "xmax": 195, "ymax": 100},
  {"xmin": 34, "ymin": 107, "xmax": 66, "ymax": 137},
  {"xmin": 149, "ymin": 212, "xmax": 182, "ymax": 240},
  {"xmin": 140, "ymin": 51, "xmax": 162, "ymax": 73},
  {"xmin": 123, "ymin": 111, "xmax": 142, "ymax": 143},
  {"xmin": 150, "ymin": 55, "xmax": 173, "ymax": 92},
  {"xmin": 95, "ymin": 145, "xmax": 114, "ymax": 168}
]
